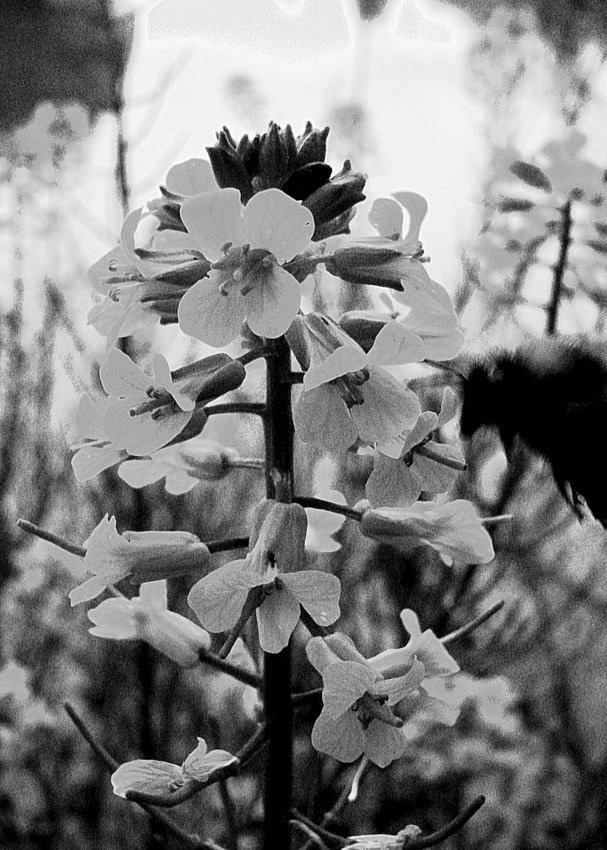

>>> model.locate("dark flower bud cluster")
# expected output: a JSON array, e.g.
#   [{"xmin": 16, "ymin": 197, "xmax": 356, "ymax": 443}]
[{"xmin": 208, "ymin": 121, "xmax": 367, "ymax": 239}]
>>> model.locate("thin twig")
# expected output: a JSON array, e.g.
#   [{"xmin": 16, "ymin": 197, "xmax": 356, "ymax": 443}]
[
  {"xmin": 404, "ymin": 796, "xmax": 485, "ymax": 849},
  {"xmin": 293, "ymin": 497, "xmax": 362, "ymax": 522},
  {"xmin": 198, "ymin": 646, "xmax": 262, "ymax": 689},
  {"xmin": 546, "ymin": 199, "xmax": 572, "ymax": 336},
  {"xmin": 441, "ymin": 601, "xmax": 504, "ymax": 646},
  {"xmin": 64, "ymin": 704, "xmax": 219, "ymax": 850},
  {"xmin": 290, "ymin": 809, "xmax": 348, "ymax": 847},
  {"xmin": 18, "ymin": 519, "xmax": 85, "ymax": 558},
  {"xmin": 204, "ymin": 402, "xmax": 267, "ymax": 417}
]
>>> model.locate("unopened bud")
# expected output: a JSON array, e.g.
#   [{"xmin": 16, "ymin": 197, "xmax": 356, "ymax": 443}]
[
  {"xmin": 303, "ymin": 160, "xmax": 366, "ymax": 227},
  {"xmin": 134, "ymin": 606, "xmax": 210, "ymax": 667},
  {"xmin": 247, "ymin": 500, "xmax": 308, "ymax": 576}
]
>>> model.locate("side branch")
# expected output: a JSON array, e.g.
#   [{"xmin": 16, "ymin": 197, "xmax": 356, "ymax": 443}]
[
  {"xmin": 293, "ymin": 497, "xmax": 362, "ymax": 522},
  {"xmin": 441, "ymin": 601, "xmax": 504, "ymax": 646},
  {"xmin": 404, "ymin": 795, "xmax": 485, "ymax": 849},
  {"xmin": 198, "ymin": 646, "xmax": 262, "ymax": 688},
  {"xmin": 64, "ymin": 703, "xmax": 221, "ymax": 850}
]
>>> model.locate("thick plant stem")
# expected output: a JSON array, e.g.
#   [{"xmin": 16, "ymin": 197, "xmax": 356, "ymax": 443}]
[{"xmin": 263, "ymin": 336, "xmax": 294, "ymax": 849}]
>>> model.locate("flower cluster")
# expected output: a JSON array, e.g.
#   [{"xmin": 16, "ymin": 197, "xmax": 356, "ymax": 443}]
[{"xmin": 47, "ymin": 117, "xmax": 506, "ymax": 843}]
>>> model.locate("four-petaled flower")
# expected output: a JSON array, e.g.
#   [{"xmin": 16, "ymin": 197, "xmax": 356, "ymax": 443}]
[
  {"xmin": 290, "ymin": 313, "xmax": 423, "ymax": 451},
  {"xmin": 111, "ymin": 736, "xmax": 237, "ymax": 798},
  {"xmin": 188, "ymin": 500, "xmax": 341, "ymax": 653},
  {"xmin": 65, "ymin": 515, "xmax": 210, "ymax": 605},
  {"xmin": 88, "ymin": 580, "xmax": 211, "ymax": 667},
  {"xmin": 117, "ymin": 438, "xmax": 240, "ymax": 495},
  {"xmin": 360, "ymin": 499, "xmax": 495, "ymax": 566},
  {"xmin": 305, "ymin": 633, "xmax": 426, "ymax": 767},
  {"xmin": 99, "ymin": 348, "xmax": 243, "ymax": 456},
  {"xmin": 367, "ymin": 388, "xmax": 466, "ymax": 507},
  {"xmin": 177, "ymin": 188, "xmax": 314, "ymax": 346}
]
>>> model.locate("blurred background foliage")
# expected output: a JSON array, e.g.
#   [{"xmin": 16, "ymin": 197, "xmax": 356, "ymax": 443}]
[{"xmin": 2, "ymin": 1, "xmax": 607, "ymax": 848}]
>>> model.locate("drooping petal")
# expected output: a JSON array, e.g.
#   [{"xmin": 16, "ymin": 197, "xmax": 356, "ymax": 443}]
[
  {"xmin": 322, "ymin": 661, "xmax": 378, "ymax": 718},
  {"xmin": 188, "ymin": 562, "xmax": 251, "ymax": 633},
  {"xmin": 152, "ymin": 354, "xmax": 195, "ymax": 412},
  {"xmin": 353, "ymin": 369, "xmax": 420, "ymax": 445},
  {"xmin": 118, "ymin": 459, "xmax": 165, "ymax": 489},
  {"xmin": 244, "ymin": 266, "xmax": 301, "ymax": 339},
  {"xmin": 281, "ymin": 570, "xmax": 341, "ymax": 627},
  {"xmin": 391, "ymin": 191, "xmax": 428, "ymax": 243},
  {"xmin": 138, "ymin": 579, "xmax": 168, "ymax": 611},
  {"xmin": 180, "ymin": 189, "xmax": 244, "ymax": 262},
  {"xmin": 305, "ymin": 636, "xmax": 342, "ymax": 675},
  {"xmin": 243, "ymin": 189, "xmax": 314, "ymax": 263},
  {"xmin": 366, "ymin": 322, "xmax": 425, "ymax": 367},
  {"xmin": 103, "ymin": 398, "xmax": 192, "ymax": 457},
  {"xmin": 256, "ymin": 587, "xmax": 301, "ymax": 654},
  {"xmin": 165, "ymin": 159, "xmax": 218, "ymax": 196},
  {"xmin": 303, "ymin": 344, "xmax": 368, "ymax": 390},
  {"xmin": 75, "ymin": 394, "xmax": 110, "ymax": 440},
  {"xmin": 178, "ymin": 274, "xmax": 246, "ymax": 347},
  {"xmin": 99, "ymin": 349, "xmax": 151, "ymax": 398},
  {"xmin": 293, "ymin": 384, "xmax": 359, "ymax": 451},
  {"xmin": 369, "ymin": 197, "xmax": 403, "ymax": 240},
  {"xmin": 88, "ymin": 597, "xmax": 137, "ymax": 639},
  {"xmin": 69, "ymin": 575, "xmax": 107, "ymax": 606},
  {"xmin": 311, "ymin": 708, "xmax": 365, "ymax": 763},
  {"xmin": 71, "ymin": 444, "xmax": 123, "ymax": 483},
  {"xmin": 363, "ymin": 719, "xmax": 407, "ymax": 768},
  {"xmin": 111, "ymin": 760, "xmax": 183, "ymax": 799},
  {"xmin": 164, "ymin": 469, "xmax": 199, "ymax": 495},
  {"xmin": 366, "ymin": 452, "xmax": 422, "ymax": 508}
]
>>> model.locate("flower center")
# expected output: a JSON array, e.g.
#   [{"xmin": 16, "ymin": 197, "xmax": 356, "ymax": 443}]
[
  {"xmin": 332, "ymin": 368, "xmax": 370, "ymax": 408},
  {"xmin": 129, "ymin": 386, "xmax": 178, "ymax": 420},
  {"xmin": 212, "ymin": 243, "xmax": 276, "ymax": 297},
  {"xmin": 351, "ymin": 692, "xmax": 402, "ymax": 730}
]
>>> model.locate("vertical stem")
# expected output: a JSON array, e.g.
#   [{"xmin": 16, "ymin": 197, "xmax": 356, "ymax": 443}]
[
  {"xmin": 546, "ymin": 199, "xmax": 572, "ymax": 336},
  {"xmin": 262, "ymin": 337, "xmax": 294, "ymax": 849}
]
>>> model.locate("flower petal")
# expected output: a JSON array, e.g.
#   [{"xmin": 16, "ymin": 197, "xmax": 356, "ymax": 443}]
[
  {"xmin": 69, "ymin": 576, "xmax": 107, "ymax": 606},
  {"xmin": 369, "ymin": 197, "xmax": 403, "ymax": 240},
  {"xmin": 103, "ymin": 398, "xmax": 192, "ymax": 457},
  {"xmin": 182, "ymin": 738, "xmax": 237, "ymax": 782},
  {"xmin": 243, "ymin": 189, "xmax": 314, "ymax": 263},
  {"xmin": 178, "ymin": 274, "xmax": 246, "ymax": 347},
  {"xmin": 391, "ymin": 191, "xmax": 428, "ymax": 243},
  {"xmin": 363, "ymin": 719, "xmax": 407, "ymax": 768},
  {"xmin": 118, "ymin": 459, "xmax": 164, "ymax": 489},
  {"xmin": 180, "ymin": 188, "xmax": 244, "ymax": 262},
  {"xmin": 111, "ymin": 760, "xmax": 182, "ymax": 799},
  {"xmin": 366, "ymin": 453, "xmax": 422, "ymax": 508},
  {"xmin": 88, "ymin": 597, "xmax": 137, "ymax": 639},
  {"xmin": 353, "ymin": 368, "xmax": 420, "ymax": 445},
  {"xmin": 366, "ymin": 322, "xmax": 425, "ymax": 367},
  {"xmin": 282, "ymin": 570, "xmax": 341, "ymax": 627},
  {"xmin": 244, "ymin": 266, "xmax": 301, "ymax": 339},
  {"xmin": 188, "ymin": 562, "xmax": 251, "ymax": 633},
  {"xmin": 165, "ymin": 159, "xmax": 218, "ymax": 196},
  {"xmin": 99, "ymin": 349, "xmax": 150, "ymax": 397},
  {"xmin": 293, "ymin": 385, "xmax": 358, "ymax": 451},
  {"xmin": 322, "ymin": 661, "xmax": 378, "ymax": 718},
  {"xmin": 311, "ymin": 708, "xmax": 365, "ymax": 762},
  {"xmin": 71, "ymin": 445, "xmax": 123, "ymax": 483},
  {"xmin": 303, "ymin": 344, "xmax": 368, "ymax": 390},
  {"xmin": 256, "ymin": 587, "xmax": 301, "ymax": 654}
]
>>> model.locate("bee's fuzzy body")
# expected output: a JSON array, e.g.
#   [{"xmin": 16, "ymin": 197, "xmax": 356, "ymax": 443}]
[{"xmin": 460, "ymin": 337, "xmax": 607, "ymax": 526}]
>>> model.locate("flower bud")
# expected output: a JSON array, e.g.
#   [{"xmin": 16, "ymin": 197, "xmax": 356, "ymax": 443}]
[
  {"xmin": 303, "ymin": 160, "xmax": 367, "ymax": 229},
  {"xmin": 133, "ymin": 605, "xmax": 209, "ymax": 667},
  {"xmin": 124, "ymin": 531, "xmax": 211, "ymax": 584},
  {"xmin": 172, "ymin": 355, "xmax": 246, "ymax": 405},
  {"xmin": 247, "ymin": 499, "xmax": 308, "ymax": 576},
  {"xmin": 325, "ymin": 241, "xmax": 419, "ymax": 287}
]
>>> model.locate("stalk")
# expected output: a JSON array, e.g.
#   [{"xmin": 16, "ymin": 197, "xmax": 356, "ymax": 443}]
[{"xmin": 262, "ymin": 337, "xmax": 294, "ymax": 848}]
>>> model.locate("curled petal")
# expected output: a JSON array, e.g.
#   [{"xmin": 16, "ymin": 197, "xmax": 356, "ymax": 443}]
[{"xmin": 303, "ymin": 344, "xmax": 368, "ymax": 390}]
